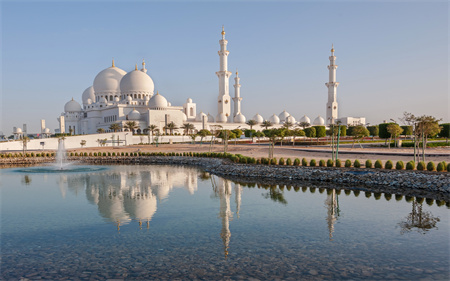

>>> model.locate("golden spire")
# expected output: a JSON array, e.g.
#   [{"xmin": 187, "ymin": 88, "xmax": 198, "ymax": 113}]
[
  {"xmin": 135, "ymin": 64, "xmax": 138, "ymax": 71},
  {"xmin": 142, "ymin": 58, "xmax": 146, "ymax": 66},
  {"xmin": 331, "ymin": 44, "xmax": 334, "ymax": 53},
  {"xmin": 156, "ymin": 91, "xmax": 159, "ymax": 95},
  {"xmin": 221, "ymin": 25, "xmax": 225, "ymax": 36},
  {"xmin": 112, "ymin": 58, "xmax": 115, "ymax": 67},
  {"xmin": 236, "ymin": 68, "xmax": 238, "ymax": 75}
]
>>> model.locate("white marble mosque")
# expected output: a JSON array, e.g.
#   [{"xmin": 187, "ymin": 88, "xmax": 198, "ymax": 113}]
[{"xmin": 57, "ymin": 27, "xmax": 365, "ymax": 136}]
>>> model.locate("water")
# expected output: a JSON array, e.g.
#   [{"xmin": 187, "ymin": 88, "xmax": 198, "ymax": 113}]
[{"xmin": 1, "ymin": 164, "xmax": 449, "ymax": 280}]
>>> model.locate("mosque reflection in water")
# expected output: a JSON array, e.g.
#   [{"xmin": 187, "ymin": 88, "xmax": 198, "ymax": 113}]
[{"xmin": 43, "ymin": 165, "xmax": 439, "ymax": 259}]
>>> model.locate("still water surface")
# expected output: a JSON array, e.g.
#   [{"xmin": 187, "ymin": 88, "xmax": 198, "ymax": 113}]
[{"xmin": 1, "ymin": 165, "xmax": 449, "ymax": 280}]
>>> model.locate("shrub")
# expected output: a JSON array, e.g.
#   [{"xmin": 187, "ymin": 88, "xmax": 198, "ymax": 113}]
[
  {"xmin": 427, "ymin": 161, "xmax": 435, "ymax": 171},
  {"xmin": 385, "ymin": 160, "xmax": 393, "ymax": 169},
  {"xmin": 293, "ymin": 158, "xmax": 300, "ymax": 166},
  {"xmin": 406, "ymin": 161, "xmax": 415, "ymax": 170},
  {"xmin": 327, "ymin": 159, "xmax": 333, "ymax": 167},
  {"xmin": 354, "ymin": 159, "xmax": 361, "ymax": 168},
  {"xmin": 103, "ymin": 152, "xmax": 107, "ymax": 156},
  {"xmin": 436, "ymin": 162, "xmax": 445, "ymax": 172},
  {"xmin": 302, "ymin": 158, "xmax": 308, "ymax": 166},
  {"xmin": 270, "ymin": 158, "xmax": 277, "ymax": 165},
  {"xmin": 279, "ymin": 158, "xmax": 285, "ymax": 165},
  {"xmin": 396, "ymin": 161, "xmax": 404, "ymax": 170},
  {"xmin": 93, "ymin": 152, "xmax": 97, "ymax": 156},
  {"xmin": 375, "ymin": 160, "xmax": 382, "ymax": 169},
  {"xmin": 447, "ymin": 163, "xmax": 450, "ymax": 172},
  {"xmin": 426, "ymin": 198, "xmax": 434, "ymax": 206},
  {"xmin": 310, "ymin": 159, "xmax": 316, "ymax": 166},
  {"xmin": 345, "ymin": 160, "xmax": 352, "ymax": 168},
  {"xmin": 365, "ymin": 159, "xmax": 372, "ymax": 168},
  {"xmin": 417, "ymin": 161, "xmax": 426, "ymax": 171},
  {"xmin": 336, "ymin": 159, "xmax": 342, "ymax": 167},
  {"xmin": 256, "ymin": 158, "xmax": 261, "ymax": 165},
  {"xmin": 249, "ymin": 157, "xmax": 256, "ymax": 164},
  {"xmin": 240, "ymin": 157, "xmax": 247, "ymax": 164},
  {"xmin": 319, "ymin": 159, "xmax": 325, "ymax": 167},
  {"xmin": 70, "ymin": 152, "xmax": 74, "ymax": 156},
  {"xmin": 286, "ymin": 158, "xmax": 292, "ymax": 166}
]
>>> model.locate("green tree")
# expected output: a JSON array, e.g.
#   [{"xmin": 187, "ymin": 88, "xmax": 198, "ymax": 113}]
[
  {"xmin": 387, "ymin": 123, "xmax": 403, "ymax": 148},
  {"xmin": 261, "ymin": 120, "xmax": 273, "ymax": 130},
  {"xmin": 197, "ymin": 129, "xmax": 210, "ymax": 145},
  {"xmin": 80, "ymin": 140, "xmax": 86, "ymax": 148},
  {"xmin": 109, "ymin": 123, "xmax": 122, "ymax": 132},
  {"xmin": 181, "ymin": 123, "xmax": 195, "ymax": 135},
  {"xmin": 438, "ymin": 123, "xmax": 449, "ymax": 141},
  {"xmin": 97, "ymin": 128, "xmax": 105, "ymax": 134},
  {"xmin": 313, "ymin": 126, "xmax": 326, "ymax": 140},
  {"xmin": 401, "ymin": 125, "xmax": 413, "ymax": 136},
  {"xmin": 68, "ymin": 128, "xmax": 74, "ymax": 136},
  {"xmin": 254, "ymin": 131, "xmax": 265, "ymax": 144},
  {"xmin": 246, "ymin": 119, "xmax": 257, "ymax": 130},
  {"xmin": 124, "ymin": 121, "xmax": 139, "ymax": 134},
  {"xmin": 265, "ymin": 128, "xmax": 285, "ymax": 159},
  {"xmin": 367, "ymin": 125, "xmax": 379, "ymax": 138},
  {"xmin": 304, "ymin": 127, "xmax": 316, "ymax": 140},
  {"xmin": 350, "ymin": 125, "xmax": 370, "ymax": 148}
]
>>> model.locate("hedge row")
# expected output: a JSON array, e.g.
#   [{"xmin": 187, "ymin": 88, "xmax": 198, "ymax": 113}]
[{"xmin": 1, "ymin": 151, "xmax": 448, "ymax": 172}]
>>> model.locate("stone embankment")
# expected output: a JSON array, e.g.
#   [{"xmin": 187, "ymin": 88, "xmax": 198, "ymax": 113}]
[{"xmin": 1, "ymin": 156, "xmax": 449, "ymax": 201}]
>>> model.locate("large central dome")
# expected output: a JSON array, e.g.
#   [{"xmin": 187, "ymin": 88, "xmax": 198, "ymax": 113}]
[{"xmin": 93, "ymin": 63, "xmax": 127, "ymax": 94}]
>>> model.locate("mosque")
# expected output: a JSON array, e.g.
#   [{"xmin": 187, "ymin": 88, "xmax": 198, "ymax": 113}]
[{"xmin": 58, "ymin": 27, "xmax": 364, "ymax": 135}]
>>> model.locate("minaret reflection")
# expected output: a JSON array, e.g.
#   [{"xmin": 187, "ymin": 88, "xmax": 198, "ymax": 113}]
[
  {"xmin": 217, "ymin": 178, "xmax": 233, "ymax": 259},
  {"xmin": 234, "ymin": 183, "xmax": 242, "ymax": 219},
  {"xmin": 325, "ymin": 189, "xmax": 340, "ymax": 241}
]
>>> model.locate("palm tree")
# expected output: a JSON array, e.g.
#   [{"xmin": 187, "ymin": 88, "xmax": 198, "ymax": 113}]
[
  {"xmin": 246, "ymin": 119, "xmax": 257, "ymax": 130},
  {"xmin": 68, "ymin": 128, "xmax": 74, "ymax": 136},
  {"xmin": 261, "ymin": 120, "xmax": 273, "ymax": 130},
  {"xmin": 164, "ymin": 121, "xmax": 178, "ymax": 135},
  {"xmin": 282, "ymin": 121, "xmax": 294, "ymax": 130},
  {"xmin": 109, "ymin": 123, "xmax": 122, "ymax": 132},
  {"xmin": 181, "ymin": 123, "xmax": 195, "ymax": 135},
  {"xmin": 298, "ymin": 122, "xmax": 310, "ymax": 130},
  {"xmin": 97, "ymin": 128, "xmax": 105, "ymax": 134},
  {"xmin": 124, "ymin": 121, "xmax": 138, "ymax": 134}
]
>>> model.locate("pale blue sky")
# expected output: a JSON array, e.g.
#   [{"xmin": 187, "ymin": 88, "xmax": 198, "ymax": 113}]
[{"xmin": 1, "ymin": 0, "xmax": 448, "ymax": 133}]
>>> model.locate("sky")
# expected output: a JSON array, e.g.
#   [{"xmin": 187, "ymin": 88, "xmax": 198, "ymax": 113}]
[{"xmin": 1, "ymin": 0, "xmax": 448, "ymax": 134}]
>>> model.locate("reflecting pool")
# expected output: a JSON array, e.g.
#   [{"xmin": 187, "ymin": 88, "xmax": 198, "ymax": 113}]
[{"xmin": 1, "ymin": 165, "xmax": 449, "ymax": 280}]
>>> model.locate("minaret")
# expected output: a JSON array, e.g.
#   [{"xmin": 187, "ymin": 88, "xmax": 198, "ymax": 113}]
[
  {"xmin": 219, "ymin": 179, "xmax": 233, "ymax": 259},
  {"xmin": 232, "ymin": 70, "xmax": 242, "ymax": 118},
  {"xmin": 216, "ymin": 26, "xmax": 232, "ymax": 120},
  {"xmin": 325, "ymin": 45, "xmax": 339, "ymax": 125}
]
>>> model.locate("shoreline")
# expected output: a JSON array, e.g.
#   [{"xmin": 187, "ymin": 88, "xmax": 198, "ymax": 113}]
[{"xmin": 2, "ymin": 155, "xmax": 449, "ymax": 202}]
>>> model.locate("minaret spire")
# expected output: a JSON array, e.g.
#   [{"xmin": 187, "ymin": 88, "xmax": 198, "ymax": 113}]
[
  {"xmin": 325, "ymin": 44, "xmax": 339, "ymax": 125},
  {"xmin": 112, "ymin": 58, "xmax": 115, "ymax": 68},
  {"xmin": 232, "ymin": 69, "xmax": 242, "ymax": 119},
  {"xmin": 216, "ymin": 26, "xmax": 232, "ymax": 121},
  {"xmin": 141, "ymin": 59, "xmax": 147, "ymax": 73}
]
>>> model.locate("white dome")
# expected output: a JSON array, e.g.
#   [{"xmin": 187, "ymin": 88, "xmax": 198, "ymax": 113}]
[
  {"xmin": 252, "ymin": 113, "xmax": 264, "ymax": 124},
  {"xmin": 87, "ymin": 98, "xmax": 93, "ymax": 105},
  {"xmin": 82, "ymin": 86, "xmax": 95, "ymax": 105},
  {"xmin": 182, "ymin": 113, "xmax": 188, "ymax": 122},
  {"xmin": 286, "ymin": 115, "xmax": 296, "ymax": 123},
  {"xmin": 234, "ymin": 113, "xmax": 246, "ymax": 123},
  {"xmin": 313, "ymin": 116, "xmax": 325, "ymax": 126},
  {"xmin": 64, "ymin": 98, "xmax": 82, "ymax": 112},
  {"xmin": 186, "ymin": 98, "xmax": 193, "ymax": 103},
  {"xmin": 100, "ymin": 97, "xmax": 108, "ymax": 104},
  {"xmin": 195, "ymin": 112, "xmax": 208, "ymax": 122},
  {"xmin": 93, "ymin": 65, "xmax": 127, "ymax": 94},
  {"xmin": 299, "ymin": 115, "xmax": 311, "ymax": 124},
  {"xmin": 126, "ymin": 96, "xmax": 133, "ymax": 102},
  {"xmin": 144, "ymin": 95, "xmax": 150, "ymax": 101},
  {"xmin": 149, "ymin": 93, "xmax": 168, "ymax": 110},
  {"xmin": 167, "ymin": 102, "xmax": 171, "ymax": 107},
  {"xmin": 120, "ymin": 69, "xmax": 154, "ymax": 95},
  {"xmin": 216, "ymin": 113, "xmax": 227, "ymax": 123},
  {"xmin": 114, "ymin": 97, "xmax": 120, "ymax": 102},
  {"xmin": 44, "ymin": 128, "xmax": 50, "ymax": 133},
  {"xmin": 207, "ymin": 113, "xmax": 215, "ymax": 122},
  {"xmin": 14, "ymin": 128, "xmax": 23, "ymax": 134},
  {"xmin": 278, "ymin": 110, "xmax": 290, "ymax": 122},
  {"xmin": 128, "ymin": 109, "xmax": 141, "ymax": 120},
  {"xmin": 268, "ymin": 114, "xmax": 280, "ymax": 124}
]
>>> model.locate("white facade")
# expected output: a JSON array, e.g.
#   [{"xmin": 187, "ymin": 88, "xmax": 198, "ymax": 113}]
[{"xmin": 337, "ymin": 117, "xmax": 366, "ymax": 126}]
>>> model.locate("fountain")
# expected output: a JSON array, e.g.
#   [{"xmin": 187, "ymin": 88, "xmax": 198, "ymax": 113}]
[{"xmin": 55, "ymin": 137, "xmax": 70, "ymax": 170}]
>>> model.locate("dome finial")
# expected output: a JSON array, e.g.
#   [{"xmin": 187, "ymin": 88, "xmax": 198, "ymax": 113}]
[
  {"xmin": 221, "ymin": 25, "xmax": 225, "ymax": 36},
  {"xmin": 331, "ymin": 44, "xmax": 334, "ymax": 53},
  {"xmin": 142, "ymin": 58, "xmax": 146, "ymax": 67},
  {"xmin": 141, "ymin": 58, "xmax": 147, "ymax": 73},
  {"xmin": 156, "ymin": 91, "xmax": 159, "ymax": 95},
  {"xmin": 236, "ymin": 68, "xmax": 238, "ymax": 75},
  {"xmin": 135, "ymin": 64, "xmax": 138, "ymax": 71},
  {"xmin": 112, "ymin": 58, "xmax": 115, "ymax": 67}
]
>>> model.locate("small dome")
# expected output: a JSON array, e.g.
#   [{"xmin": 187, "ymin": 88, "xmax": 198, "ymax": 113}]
[
  {"xmin": 252, "ymin": 113, "xmax": 264, "ymax": 124},
  {"xmin": 144, "ymin": 95, "xmax": 150, "ymax": 101},
  {"xmin": 120, "ymin": 68, "xmax": 154, "ymax": 95},
  {"xmin": 268, "ymin": 114, "xmax": 280, "ymax": 124},
  {"xmin": 65, "ymin": 98, "xmax": 82, "ymax": 112},
  {"xmin": 167, "ymin": 102, "xmax": 171, "ymax": 107},
  {"xmin": 195, "ymin": 112, "xmax": 208, "ymax": 122},
  {"xmin": 286, "ymin": 115, "xmax": 296, "ymax": 123},
  {"xmin": 128, "ymin": 109, "xmax": 141, "ymax": 120},
  {"xmin": 313, "ymin": 116, "xmax": 325, "ymax": 126},
  {"xmin": 216, "ymin": 113, "xmax": 227, "ymax": 123},
  {"xmin": 278, "ymin": 110, "xmax": 290, "ymax": 122},
  {"xmin": 126, "ymin": 96, "xmax": 133, "ymax": 102},
  {"xmin": 93, "ymin": 65, "xmax": 127, "ymax": 94},
  {"xmin": 182, "ymin": 113, "xmax": 188, "ymax": 122},
  {"xmin": 299, "ymin": 115, "xmax": 311, "ymax": 124},
  {"xmin": 82, "ymin": 86, "xmax": 95, "ymax": 105},
  {"xmin": 99, "ymin": 97, "xmax": 107, "ymax": 104},
  {"xmin": 44, "ymin": 128, "xmax": 50, "ymax": 133},
  {"xmin": 14, "ymin": 127, "xmax": 23, "ymax": 134},
  {"xmin": 87, "ymin": 98, "xmax": 93, "ymax": 105},
  {"xmin": 234, "ymin": 113, "xmax": 246, "ymax": 123},
  {"xmin": 114, "ymin": 97, "xmax": 120, "ymax": 102},
  {"xmin": 207, "ymin": 113, "xmax": 215, "ymax": 122},
  {"xmin": 186, "ymin": 98, "xmax": 193, "ymax": 103},
  {"xmin": 149, "ymin": 92, "xmax": 168, "ymax": 110}
]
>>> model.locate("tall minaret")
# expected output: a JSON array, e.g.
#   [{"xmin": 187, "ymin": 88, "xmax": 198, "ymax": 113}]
[
  {"xmin": 232, "ymin": 70, "xmax": 242, "ymax": 118},
  {"xmin": 216, "ymin": 26, "xmax": 232, "ymax": 120},
  {"xmin": 325, "ymin": 45, "xmax": 339, "ymax": 125}
]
